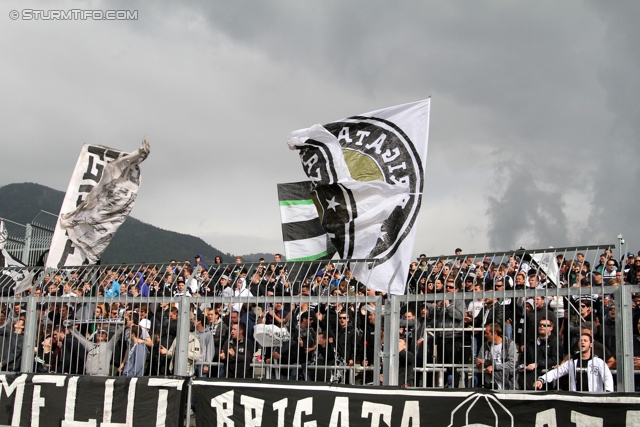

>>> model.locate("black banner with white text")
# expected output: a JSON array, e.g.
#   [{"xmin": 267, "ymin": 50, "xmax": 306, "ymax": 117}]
[
  {"xmin": 0, "ymin": 373, "xmax": 187, "ymax": 427},
  {"xmin": 192, "ymin": 379, "xmax": 640, "ymax": 427}
]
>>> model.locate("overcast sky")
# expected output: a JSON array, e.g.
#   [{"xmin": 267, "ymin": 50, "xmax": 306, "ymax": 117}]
[{"xmin": 1, "ymin": 1, "xmax": 638, "ymax": 259}]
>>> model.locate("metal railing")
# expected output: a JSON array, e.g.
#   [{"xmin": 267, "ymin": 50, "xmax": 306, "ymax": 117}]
[
  {"xmin": 24, "ymin": 211, "xmax": 57, "ymax": 266},
  {"xmin": 0, "ymin": 211, "xmax": 56, "ymax": 266},
  {"xmin": 1, "ymin": 245, "xmax": 639, "ymax": 393},
  {"xmin": 0, "ymin": 218, "xmax": 26, "ymax": 263}
]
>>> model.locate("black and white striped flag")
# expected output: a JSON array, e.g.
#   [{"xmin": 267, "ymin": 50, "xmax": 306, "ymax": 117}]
[{"xmin": 278, "ymin": 181, "xmax": 336, "ymax": 261}]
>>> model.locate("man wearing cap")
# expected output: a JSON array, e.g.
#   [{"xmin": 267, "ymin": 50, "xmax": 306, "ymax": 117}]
[
  {"xmin": 150, "ymin": 277, "xmax": 171, "ymax": 298},
  {"xmin": 215, "ymin": 275, "xmax": 233, "ymax": 298},
  {"xmin": 463, "ymin": 273, "xmax": 476, "ymax": 292},
  {"xmin": 172, "ymin": 276, "xmax": 191, "ymax": 297},
  {"xmin": 591, "ymin": 270, "xmax": 604, "ymax": 287}
]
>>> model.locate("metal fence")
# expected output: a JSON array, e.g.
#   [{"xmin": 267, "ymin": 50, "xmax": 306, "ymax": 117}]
[
  {"xmin": 0, "ymin": 211, "xmax": 56, "ymax": 265},
  {"xmin": 24, "ymin": 211, "xmax": 57, "ymax": 266},
  {"xmin": 0, "ymin": 218, "xmax": 26, "ymax": 262},
  {"xmin": 1, "ymin": 245, "xmax": 639, "ymax": 394}
]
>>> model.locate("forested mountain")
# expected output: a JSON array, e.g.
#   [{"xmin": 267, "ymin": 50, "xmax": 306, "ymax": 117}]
[{"xmin": 0, "ymin": 183, "xmax": 271, "ymax": 264}]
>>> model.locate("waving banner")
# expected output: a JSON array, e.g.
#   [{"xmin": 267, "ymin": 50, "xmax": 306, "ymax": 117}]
[
  {"xmin": 287, "ymin": 100, "xmax": 430, "ymax": 294},
  {"xmin": 278, "ymin": 181, "xmax": 337, "ymax": 261},
  {"xmin": 46, "ymin": 139, "xmax": 150, "ymax": 269}
]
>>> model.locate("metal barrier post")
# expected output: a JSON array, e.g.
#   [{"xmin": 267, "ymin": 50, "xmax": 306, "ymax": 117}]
[
  {"xmin": 20, "ymin": 296, "xmax": 37, "ymax": 373},
  {"xmin": 22, "ymin": 224, "xmax": 32, "ymax": 265},
  {"xmin": 614, "ymin": 286, "xmax": 635, "ymax": 392},
  {"xmin": 373, "ymin": 296, "xmax": 382, "ymax": 386},
  {"xmin": 186, "ymin": 379, "xmax": 193, "ymax": 427},
  {"xmin": 173, "ymin": 294, "xmax": 192, "ymax": 376},
  {"xmin": 383, "ymin": 296, "xmax": 399, "ymax": 386}
]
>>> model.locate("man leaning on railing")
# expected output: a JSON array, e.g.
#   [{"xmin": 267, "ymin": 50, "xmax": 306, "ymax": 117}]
[
  {"xmin": 476, "ymin": 323, "xmax": 516, "ymax": 390},
  {"xmin": 535, "ymin": 333, "xmax": 613, "ymax": 392}
]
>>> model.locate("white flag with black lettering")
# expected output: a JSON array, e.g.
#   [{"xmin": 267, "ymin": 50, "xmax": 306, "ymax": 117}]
[
  {"xmin": 288, "ymin": 99, "xmax": 430, "ymax": 294},
  {"xmin": 46, "ymin": 139, "xmax": 150, "ymax": 268}
]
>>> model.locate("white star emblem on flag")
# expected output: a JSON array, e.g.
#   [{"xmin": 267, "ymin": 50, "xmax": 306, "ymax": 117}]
[{"xmin": 326, "ymin": 196, "xmax": 340, "ymax": 211}]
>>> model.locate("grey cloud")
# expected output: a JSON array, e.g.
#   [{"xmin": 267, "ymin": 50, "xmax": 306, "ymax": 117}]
[
  {"xmin": 583, "ymin": 1, "xmax": 640, "ymax": 247},
  {"xmin": 487, "ymin": 164, "xmax": 570, "ymax": 251}
]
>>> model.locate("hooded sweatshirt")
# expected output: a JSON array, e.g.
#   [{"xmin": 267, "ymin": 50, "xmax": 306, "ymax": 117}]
[{"xmin": 70, "ymin": 327, "xmax": 124, "ymax": 375}]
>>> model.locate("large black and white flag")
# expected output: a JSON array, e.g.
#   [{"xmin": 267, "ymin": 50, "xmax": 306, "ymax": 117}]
[
  {"xmin": 46, "ymin": 139, "xmax": 150, "ymax": 269},
  {"xmin": 288, "ymin": 100, "xmax": 430, "ymax": 294},
  {"xmin": 278, "ymin": 181, "xmax": 337, "ymax": 261}
]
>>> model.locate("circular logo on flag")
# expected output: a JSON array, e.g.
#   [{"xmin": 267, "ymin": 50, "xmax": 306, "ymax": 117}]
[{"xmin": 301, "ymin": 117, "xmax": 423, "ymax": 263}]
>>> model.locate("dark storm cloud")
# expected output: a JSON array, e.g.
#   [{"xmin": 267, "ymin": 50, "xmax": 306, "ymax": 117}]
[
  {"xmin": 583, "ymin": 1, "xmax": 640, "ymax": 248},
  {"xmin": 185, "ymin": 1, "xmax": 636, "ymax": 251},
  {"xmin": 487, "ymin": 164, "xmax": 570, "ymax": 251}
]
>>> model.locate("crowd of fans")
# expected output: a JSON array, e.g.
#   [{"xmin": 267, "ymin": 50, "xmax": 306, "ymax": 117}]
[
  {"xmin": 1, "ymin": 249, "xmax": 639, "ymax": 392},
  {"xmin": 403, "ymin": 248, "xmax": 640, "ymax": 391}
]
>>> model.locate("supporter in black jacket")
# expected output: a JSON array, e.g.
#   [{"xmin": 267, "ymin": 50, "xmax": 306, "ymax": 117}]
[
  {"xmin": 358, "ymin": 308, "xmax": 379, "ymax": 384},
  {"xmin": 54, "ymin": 327, "xmax": 84, "ymax": 375},
  {"xmin": 519, "ymin": 316, "xmax": 560, "ymax": 389},
  {"xmin": 331, "ymin": 311, "xmax": 356, "ymax": 370},
  {"xmin": 0, "ymin": 319, "xmax": 24, "ymax": 372},
  {"xmin": 284, "ymin": 312, "xmax": 316, "ymax": 381},
  {"xmin": 310, "ymin": 330, "xmax": 336, "ymax": 382},
  {"xmin": 220, "ymin": 322, "xmax": 254, "ymax": 379}
]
